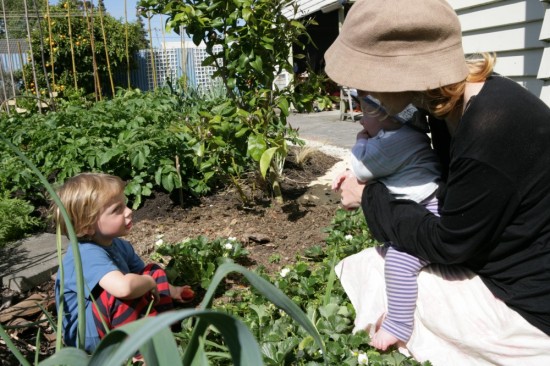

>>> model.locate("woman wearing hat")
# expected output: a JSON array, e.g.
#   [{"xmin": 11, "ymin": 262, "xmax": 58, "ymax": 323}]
[{"xmin": 326, "ymin": 0, "xmax": 550, "ymax": 364}]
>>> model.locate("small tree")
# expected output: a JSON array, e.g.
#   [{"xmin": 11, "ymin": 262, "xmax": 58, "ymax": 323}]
[
  {"xmin": 22, "ymin": 0, "xmax": 147, "ymax": 99},
  {"xmin": 138, "ymin": 0, "xmax": 327, "ymax": 204}
]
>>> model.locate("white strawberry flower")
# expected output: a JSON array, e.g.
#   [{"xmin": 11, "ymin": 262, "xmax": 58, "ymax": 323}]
[{"xmin": 357, "ymin": 352, "xmax": 368, "ymax": 365}]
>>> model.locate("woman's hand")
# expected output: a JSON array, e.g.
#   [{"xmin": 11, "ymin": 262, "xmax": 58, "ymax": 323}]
[
  {"xmin": 331, "ymin": 169, "xmax": 349, "ymax": 191},
  {"xmin": 336, "ymin": 170, "xmax": 366, "ymax": 210}
]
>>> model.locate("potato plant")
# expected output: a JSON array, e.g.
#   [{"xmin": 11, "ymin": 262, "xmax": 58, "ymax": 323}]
[{"xmin": 0, "ymin": 86, "xmax": 255, "ymax": 211}]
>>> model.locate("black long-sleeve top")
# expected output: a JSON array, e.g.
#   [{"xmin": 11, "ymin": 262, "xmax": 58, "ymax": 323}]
[{"xmin": 362, "ymin": 75, "xmax": 550, "ymax": 335}]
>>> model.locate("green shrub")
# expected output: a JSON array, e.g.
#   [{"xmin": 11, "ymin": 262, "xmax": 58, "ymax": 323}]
[{"xmin": 0, "ymin": 196, "xmax": 42, "ymax": 245}]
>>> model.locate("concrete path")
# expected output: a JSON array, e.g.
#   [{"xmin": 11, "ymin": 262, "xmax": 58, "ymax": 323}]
[
  {"xmin": 287, "ymin": 110, "xmax": 361, "ymax": 150},
  {"xmin": 1, "ymin": 233, "xmax": 68, "ymax": 292},
  {"xmin": 1, "ymin": 110, "xmax": 359, "ymax": 293}
]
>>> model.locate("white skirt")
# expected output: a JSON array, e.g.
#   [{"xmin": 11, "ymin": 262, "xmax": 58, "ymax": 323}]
[{"xmin": 335, "ymin": 247, "xmax": 550, "ymax": 365}]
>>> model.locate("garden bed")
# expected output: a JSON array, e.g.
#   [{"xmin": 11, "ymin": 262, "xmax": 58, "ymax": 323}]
[
  {"xmin": 126, "ymin": 148, "xmax": 342, "ymax": 273},
  {"xmin": 0, "ymin": 147, "xmax": 344, "ymax": 364}
]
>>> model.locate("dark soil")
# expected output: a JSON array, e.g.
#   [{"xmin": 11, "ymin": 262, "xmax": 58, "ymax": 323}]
[
  {"xmin": 0, "ymin": 147, "xmax": 343, "ymax": 363},
  {"xmin": 125, "ymin": 148, "xmax": 342, "ymax": 273}
]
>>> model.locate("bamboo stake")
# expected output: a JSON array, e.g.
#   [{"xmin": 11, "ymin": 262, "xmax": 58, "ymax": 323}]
[
  {"xmin": 22, "ymin": 0, "xmax": 41, "ymax": 113},
  {"xmin": 82, "ymin": 0, "xmax": 101, "ymax": 101},
  {"xmin": 66, "ymin": 2, "xmax": 79, "ymax": 90},
  {"xmin": 0, "ymin": 60, "xmax": 10, "ymax": 114},
  {"xmin": 97, "ymin": 3, "xmax": 114, "ymax": 95},
  {"xmin": 17, "ymin": 42, "xmax": 28, "ymax": 93},
  {"xmin": 1, "ymin": 0, "xmax": 16, "ymax": 99},
  {"xmin": 45, "ymin": 1, "xmax": 55, "ymax": 90},
  {"xmin": 180, "ymin": 25, "xmax": 187, "ymax": 90},
  {"xmin": 124, "ymin": 0, "xmax": 131, "ymax": 89},
  {"xmin": 160, "ymin": 14, "xmax": 170, "ymax": 83},
  {"xmin": 32, "ymin": 0, "xmax": 55, "ymax": 110},
  {"xmin": 147, "ymin": 12, "xmax": 157, "ymax": 90}
]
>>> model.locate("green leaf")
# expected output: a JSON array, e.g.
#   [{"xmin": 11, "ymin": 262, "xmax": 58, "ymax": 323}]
[
  {"xmin": 242, "ymin": 7, "xmax": 252, "ymax": 22},
  {"xmin": 91, "ymin": 310, "xmax": 264, "ymax": 366},
  {"xmin": 162, "ymin": 173, "xmax": 175, "ymax": 192},
  {"xmin": 247, "ymin": 133, "xmax": 266, "ymax": 161},
  {"xmin": 250, "ymin": 56, "xmax": 263, "ymax": 72},
  {"xmin": 99, "ymin": 149, "xmax": 119, "ymax": 167},
  {"xmin": 38, "ymin": 347, "xmax": 90, "ymax": 366},
  {"xmin": 200, "ymin": 263, "xmax": 327, "ymax": 363},
  {"xmin": 235, "ymin": 126, "xmax": 249, "ymax": 138},
  {"xmin": 131, "ymin": 150, "xmax": 146, "ymax": 170},
  {"xmin": 192, "ymin": 32, "xmax": 203, "ymax": 46},
  {"xmin": 277, "ymin": 97, "xmax": 290, "ymax": 117},
  {"xmin": 290, "ymin": 20, "xmax": 306, "ymax": 30},
  {"xmin": 259, "ymin": 147, "xmax": 278, "ymax": 178}
]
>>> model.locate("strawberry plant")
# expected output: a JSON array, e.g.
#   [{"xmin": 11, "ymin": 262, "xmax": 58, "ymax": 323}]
[
  {"xmin": 158, "ymin": 209, "xmax": 431, "ymax": 365},
  {"xmin": 155, "ymin": 236, "xmax": 249, "ymax": 289}
]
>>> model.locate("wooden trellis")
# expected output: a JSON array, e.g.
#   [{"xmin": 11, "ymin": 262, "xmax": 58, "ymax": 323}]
[{"xmin": 0, "ymin": 0, "xmax": 174, "ymax": 113}]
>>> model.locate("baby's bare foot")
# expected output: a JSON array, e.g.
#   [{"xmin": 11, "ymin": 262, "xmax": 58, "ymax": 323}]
[{"xmin": 370, "ymin": 328, "xmax": 399, "ymax": 351}]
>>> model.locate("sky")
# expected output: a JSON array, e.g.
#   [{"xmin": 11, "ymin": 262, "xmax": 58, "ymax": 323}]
[{"xmin": 102, "ymin": 0, "xmax": 182, "ymax": 46}]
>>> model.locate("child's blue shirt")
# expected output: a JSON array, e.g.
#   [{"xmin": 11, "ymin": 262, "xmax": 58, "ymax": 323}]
[{"xmin": 55, "ymin": 237, "xmax": 145, "ymax": 352}]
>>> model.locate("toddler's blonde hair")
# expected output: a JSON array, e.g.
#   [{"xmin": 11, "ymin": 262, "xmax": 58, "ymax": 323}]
[{"xmin": 53, "ymin": 173, "xmax": 125, "ymax": 240}]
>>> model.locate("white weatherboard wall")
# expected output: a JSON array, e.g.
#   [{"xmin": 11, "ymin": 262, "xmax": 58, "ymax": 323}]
[
  {"xmin": 537, "ymin": 1, "xmax": 550, "ymax": 103},
  {"xmin": 449, "ymin": 0, "xmax": 549, "ymax": 105},
  {"xmin": 289, "ymin": 0, "xmax": 550, "ymax": 106},
  {"xmin": 283, "ymin": 0, "xmax": 342, "ymax": 18}
]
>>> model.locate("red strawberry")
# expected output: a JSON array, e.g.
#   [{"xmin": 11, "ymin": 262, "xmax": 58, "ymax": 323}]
[{"xmin": 180, "ymin": 286, "xmax": 195, "ymax": 302}]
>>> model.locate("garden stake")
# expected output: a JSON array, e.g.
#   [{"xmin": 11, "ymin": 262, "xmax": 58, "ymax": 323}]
[
  {"xmin": 0, "ymin": 62, "xmax": 9, "ymax": 114},
  {"xmin": 22, "ymin": 0, "xmax": 41, "ymax": 112},
  {"xmin": 32, "ymin": 0, "xmax": 56, "ymax": 111},
  {"xmin": 66, "ymin": 2, "xmax": 79, "ymax": 90},
  {"xmin": 82, "ymin": 0, "xmax": 102, "ymax": 101},
  {"xmin": 45, "ymin": 1, "xmax": 56, "ymax": 89},
  {"xmin": 98, "ymin": 3, "xmax": 115, "ymax": 95},
  {"xmin": 17, "ymin": 41, "xmax": 28, "ymax": 93},
  {"xmin": 146, "ymin": 12, "xmax": 157, "ymax": 90},
  {"xmin": 175, "ymin": 155, "xmax": 184, "ymax": 208},
  {"xmin": 1, "ymin": 0, "xmax": 16, "ymax": 99},
  {"xmin": 124, "ymin": 0, "xmax": 131, "ymax": 89}
]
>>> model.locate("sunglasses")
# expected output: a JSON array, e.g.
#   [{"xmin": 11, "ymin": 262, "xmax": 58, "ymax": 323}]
[{"xmin": 359, "ymin": 95, "xmax": 389, "ymax": 115}]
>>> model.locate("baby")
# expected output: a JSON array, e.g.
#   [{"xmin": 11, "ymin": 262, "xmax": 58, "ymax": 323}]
[{"xmin": 333, "ymin": 95, "xmax": 441, "ymax": 350}]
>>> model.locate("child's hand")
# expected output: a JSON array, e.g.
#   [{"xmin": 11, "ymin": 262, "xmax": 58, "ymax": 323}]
[
  {"xmin": 169, "ymin": 284, "xmax": 195, "ymax": 303},
  {"xmin": 357, "ymin": 129, "xmax": 371, "ymax": 140},
  {"xmin": 150, "ymin": 286, "xmax": 160, "ymax": 305}
]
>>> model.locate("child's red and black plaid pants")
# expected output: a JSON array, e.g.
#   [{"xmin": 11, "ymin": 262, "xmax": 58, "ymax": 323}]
[{"xmin": 91, "ymin": 263, "xmax": 174, "ymax": 339}]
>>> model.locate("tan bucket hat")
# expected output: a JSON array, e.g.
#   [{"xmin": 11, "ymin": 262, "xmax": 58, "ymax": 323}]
[{"xmin": 324, "ymin": 0, "xmax": 469, "ymax": 92}]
